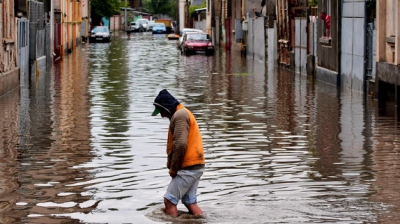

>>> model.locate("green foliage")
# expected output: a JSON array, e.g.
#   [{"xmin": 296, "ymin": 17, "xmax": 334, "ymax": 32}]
[
  {"xmin": 120, "ymin": 1, "xmax": 129, "ymax": 8},
  {"xmin": 309, "ymin": 0, "xmax": 318, "ymax": 7},
  {"xmin": 91, "ymin": 0, "xmax": 123, "ymax": 18},
  {"xmin": 189, "ymin": 1, "xmax": 206, "ymax": 17},
  {"xmin": 143, "ymin": 0, "xmax": 178, "ymax": 18}
]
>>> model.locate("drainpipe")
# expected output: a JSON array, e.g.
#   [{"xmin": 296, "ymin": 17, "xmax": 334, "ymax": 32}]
[
  {"xmin": 211, "ymin": 0, "xmax": 216, "ymax": 46},
  {"xmin": 176, "ymin": 0, "xmax": 180, "ymax": 34},
  {"xmin": 337, "ymin": 0, "xmax": 342, "ymax": 89},
  {"xmin": 363, "ymin": 2, "xmax": 368, "ymax": 94},
  {"xmin": 50, "ymin": 0, "xmax": 54, "ymax": 61},
  {"xmin": 125, "ymin": 0, "xmax": 127, "ymax": 31},
  {"xmin": 242, "ymin": 0, "xmax": 244, "ymax": 17},
  {"xmin": 241, "ymin": 0, "xmax": 245, "ymax": 54}
]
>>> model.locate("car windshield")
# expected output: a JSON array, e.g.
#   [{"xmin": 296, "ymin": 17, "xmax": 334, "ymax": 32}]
[
  {"xmin": 181, "ymin": 29, "xmax": 201, "ymax": 37},
  {"xmin": 154, "ymin": 24, "xmax": 165, "ymax": 28},
  {"xmin": 187, "ymin": 34, "xmax": 208, "ymax": 41},
  {"xmin": 137, "ymin": 20, "xmax": 148, "ymax": 24},
  {"xmin": 92, "ymin": 27, "xmax": 108, "ymax": 32}
]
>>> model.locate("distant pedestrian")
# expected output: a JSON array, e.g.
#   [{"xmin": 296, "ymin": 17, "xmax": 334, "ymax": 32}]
[
  {"xmin": 253, "ymin": 0, "xmax": 266, "ymax": 18},
  {"xmin": 253, "ymin": 8, "xmax": 262, "ymax": 18},
  {"xmin": 319, "ymin": 11, "xmax": 331, "ymax": 38}
]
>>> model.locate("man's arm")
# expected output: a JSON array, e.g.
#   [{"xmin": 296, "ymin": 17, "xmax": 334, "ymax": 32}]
[{"xmin": 169, "ymin": 109, "xmax": 190, "ymax": 177}]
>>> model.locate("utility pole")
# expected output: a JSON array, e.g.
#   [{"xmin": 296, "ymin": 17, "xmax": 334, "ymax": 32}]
[
  {"xmin": 50, "ymin": 0, "xmax": 54, "ymax": 61},
  {"xmin": 125, "ymin": 0, "xmax": 127, "ymax": 31},
  {"xmin": 176, "ymin": 0, "xmax": 180, "ymax": 34},
  {"xmin": 186, "ymin": 0, "xmax": 189, "ymax": 27}
]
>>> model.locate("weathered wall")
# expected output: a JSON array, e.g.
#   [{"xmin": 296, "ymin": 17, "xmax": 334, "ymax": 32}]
[
  {"xmin": 376, "ymin": 0, "xmax": 400, "ymax": 101},
  {"xmin": 375, "ymin": 63, "xmax": 400, "ymax": 104},
  {"xmin": 0, "ymin": 69, "xmax": 20, "ymax": 97},
  {"xmin": 61, "ymin": 0, "xmax": 82, "ymax": 54},
  {"xmin": 81, "ymin": 0, "xmax": 89, "ymax": 38},
  {"xmin": 0, "ymin": 0, "xmax": 20, "ymax": 97},
  {"xmin": 376, "ymin": 63, "xmax": 400, "ymax": 86},
  {"xmin": 376, "ymin": 0, "xmax": 400, "ymax": 65},
  {"xmin": 110, "ymin": 15, "xmax": 122, "ymax": 31},
  {"xmin": 316, "ymin": 66, "xmax": 338, "ymax": 86}
]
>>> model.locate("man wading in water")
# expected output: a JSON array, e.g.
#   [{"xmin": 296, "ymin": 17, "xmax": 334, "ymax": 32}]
[{"xmin": 152, "ymin": 89, "xmax": 206, "ymax": 217}]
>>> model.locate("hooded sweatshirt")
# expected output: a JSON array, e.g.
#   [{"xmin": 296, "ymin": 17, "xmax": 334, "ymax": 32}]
[{"xmin": 153, "ymin": 89, "xmax": 205, "ymax": 175}]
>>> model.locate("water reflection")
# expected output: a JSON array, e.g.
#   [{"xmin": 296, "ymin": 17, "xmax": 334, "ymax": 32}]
[
  {"xmin": 0, "ymin": 33, "xmax": 400, "ymax": 223},
  {"xmin": 0, "ymin": 46, "xmax": 94, "ymax": 223}
]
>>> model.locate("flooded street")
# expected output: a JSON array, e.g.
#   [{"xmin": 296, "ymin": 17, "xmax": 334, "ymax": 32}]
[{"xmin": 1, "ymin": 32, "xmax": 400, "ymax": 223}]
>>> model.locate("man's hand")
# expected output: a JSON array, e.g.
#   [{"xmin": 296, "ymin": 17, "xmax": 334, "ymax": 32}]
[{"xmin": 169, "ymin": 170, "xmax": 177, "ymax": 177}]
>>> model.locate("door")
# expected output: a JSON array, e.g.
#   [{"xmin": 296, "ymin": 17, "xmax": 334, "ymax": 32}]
[
  {"xmin": 17, "ymin": 18, "xmax": 30, "ymax": 87},
  {"xmin": 341, "ymin": 0, "xmax": 366, "ymax": 92},
  {"xmin": 294, "ymin": 17, "xmax": 307, "ymax": 74}
]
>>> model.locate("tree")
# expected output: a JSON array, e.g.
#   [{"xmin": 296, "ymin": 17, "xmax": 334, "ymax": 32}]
[
  {"xmin": 91, "ymin": 0, "xmax": 123, "ymax": 26},
  {"xmin": 189, "ymin": 1, "xmax": 206, "ymax": 17},
  {"xmin": 143, "ymin": 0, "xmax": 177, "ymax": 18},
  {"xmin": 309, "ymin": 0, "xmax": 318, "ymax": 7}
]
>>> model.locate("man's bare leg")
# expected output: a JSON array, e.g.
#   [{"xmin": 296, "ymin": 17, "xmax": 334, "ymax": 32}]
[
  {"xmin": 185, "ymin": 203, "xmax": 203, "ymax": 216},
  {"xmin": 164, "ymin": 198, "xmax": 178, "ymax": 217}
]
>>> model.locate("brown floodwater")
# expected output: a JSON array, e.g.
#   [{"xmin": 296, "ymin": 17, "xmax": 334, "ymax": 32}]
[{"xmin": 0, "ymin": 32, "xmax": 400, "ymax": 223}]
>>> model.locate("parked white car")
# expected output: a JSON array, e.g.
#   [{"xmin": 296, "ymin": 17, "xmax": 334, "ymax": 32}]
[
  {"xmin": 148, "ymin": 21, "xmax": 155, "ymax": 31},
  {"xmin": 129, "ymin": 22, "xmax": 140, "ymax": 33},
  {"xmin": 136, "ymin": 19, "xmax": 150, "ymax": 31}
]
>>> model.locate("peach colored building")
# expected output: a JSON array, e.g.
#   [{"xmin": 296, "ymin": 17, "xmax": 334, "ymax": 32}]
[
  {"xmin": 376, "ymin": 0, "xmax": 400, "ymax": 103},
  {"xmin": 54, "ymin": 0, "xmax": 84, "ymax": 55}
]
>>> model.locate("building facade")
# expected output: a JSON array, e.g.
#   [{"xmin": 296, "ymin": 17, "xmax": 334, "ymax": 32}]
[
  {"xmin": 0, "ymin": 0, "xmax": 19, "ymax": 96},
  {"xmin": 376, "ymin": 0, "xmax": 400, "ymax": 103}
]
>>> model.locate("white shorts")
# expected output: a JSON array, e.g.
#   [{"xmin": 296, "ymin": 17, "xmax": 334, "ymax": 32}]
[{"xmin": 164, "ymin": 168, "xmax": 204, "ymax": 205}]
